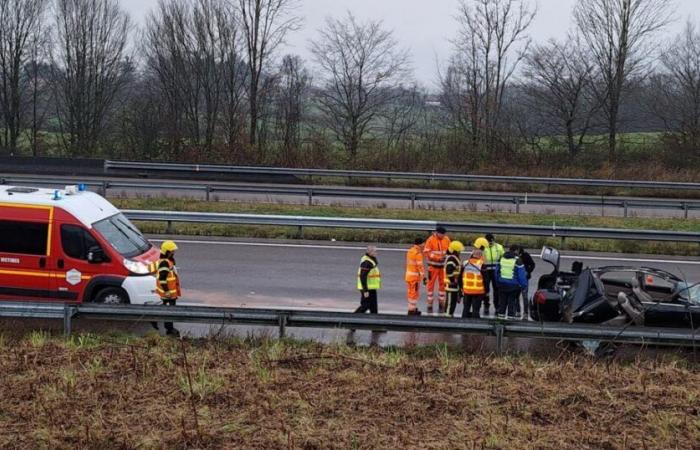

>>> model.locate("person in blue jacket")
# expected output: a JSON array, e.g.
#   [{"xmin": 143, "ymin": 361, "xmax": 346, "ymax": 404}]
[{"xmin": 496, "ymin": 244, "xmax": 529, "ymax": 319}]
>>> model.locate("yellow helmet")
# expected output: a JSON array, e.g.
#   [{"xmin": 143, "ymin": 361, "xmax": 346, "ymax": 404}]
[
  {"xmin": 448, "ymin": 241, "xmax": 464, "ymax": 253},
  {"xmin": 161, "ymin": 240, "xmax": 178, "ymax": 253},
  {"xmin": 473, "ymin": 237, "xmax": 489, "ymax": 250}
]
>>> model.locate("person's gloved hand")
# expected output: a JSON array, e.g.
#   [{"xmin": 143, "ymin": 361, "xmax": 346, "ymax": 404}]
[
  {"xmin": 422, "ymin": 277, "xmax": 428, "ymax": 286},
  {"xmin": 363, "ymin": 291, "xmax": 370, "ymax": 299}
]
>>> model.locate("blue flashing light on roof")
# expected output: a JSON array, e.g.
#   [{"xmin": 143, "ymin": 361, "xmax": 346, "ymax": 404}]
[
  {"xmin": 53, "ymin": 190, "xmax": 61, "ymax": 201},
  {"xmin": 78, "ymin": 183, "xmax": 86, "ymax": 192}
]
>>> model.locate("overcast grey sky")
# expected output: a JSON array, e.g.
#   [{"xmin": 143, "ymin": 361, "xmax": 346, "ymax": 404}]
[{"xmin": 121, "ymin": 0, "xmax": 700, "ymax": 87}]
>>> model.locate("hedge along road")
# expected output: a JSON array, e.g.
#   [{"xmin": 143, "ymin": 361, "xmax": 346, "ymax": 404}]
[
  {"xmin": 149, "ymin": 236, "xmax": 700, "ymax": 349},
  {"xmin": 2, "ymin": 173, "xmax": 699, "ymax": 219}
]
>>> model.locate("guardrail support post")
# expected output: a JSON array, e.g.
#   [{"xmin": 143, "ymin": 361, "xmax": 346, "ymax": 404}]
[
  {"xmin": 166, "ymin": 220, "xmax": 174, "ymax": 234},
  {"xmin": 308, "ymin": 189, "xmax": 313, "ymax": 206},
  {"xmin": 514, "ymin": 197, "xmax": 520, "ymax": 214},
  {"xmin": 410, "ymin": 193, "xmax": 416, "ymax": 210},
  {"xmin": 297, "ymin": 225, "xmax": 304, "ymax": 239},
  {"xmin": 683, "ymin": 203, "xmax": 689, "ymax": 219},
  {"xmin": 623, "ymin": 201, "xmax": 628, "ymax": 218},
  {"xmin": 63, "ymin": 305, "xmax": 74, "ymax": 336},
  {"xmin": 100, "ymin": 181, "xmax": 108, "ymax": 197},
  {"xmin": 205, "ymin": 185, "xmax": 211, "ymax": 201},
  {"xmin": 278, "ymin": 314, "xmax": 288, "ymax": 338},
  {"xmin": 494, "ymin": 324, "xmax": 505, "ymax": 355}
]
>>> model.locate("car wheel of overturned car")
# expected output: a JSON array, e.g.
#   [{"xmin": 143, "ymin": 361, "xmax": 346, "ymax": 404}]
[{"xmin": 93, "ymin": 287, "xmax": 129, "ymax": 304}]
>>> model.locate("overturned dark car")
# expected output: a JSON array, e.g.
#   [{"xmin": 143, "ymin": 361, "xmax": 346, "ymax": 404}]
[{"xmin": 529, "ymin": 247, "xmax": 700, "ymax": 329}]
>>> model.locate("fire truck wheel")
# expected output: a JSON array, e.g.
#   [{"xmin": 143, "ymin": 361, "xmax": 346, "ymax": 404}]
[{"xmin": 93, "ymin": 287, "xmax": 129, "ymax": 304}]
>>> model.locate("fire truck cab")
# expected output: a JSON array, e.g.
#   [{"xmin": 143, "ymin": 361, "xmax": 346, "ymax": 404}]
[{"xmin": 0, "ymin": 185, "xmax": 160, "ymax": 304}]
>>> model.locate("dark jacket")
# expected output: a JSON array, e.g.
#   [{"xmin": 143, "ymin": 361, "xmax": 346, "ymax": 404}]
[
  {"xmin": 359, "ymin": 254, "xmax": 378, "ymax": 291},
  {"xmin": 520, "ymin": 250, "xmax": 536, "ymax": 279}
]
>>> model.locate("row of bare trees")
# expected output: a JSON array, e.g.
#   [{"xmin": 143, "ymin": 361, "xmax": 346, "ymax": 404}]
[{"xmin": 0, "ymin": 0, "xmax": 698, "ymax": 172}]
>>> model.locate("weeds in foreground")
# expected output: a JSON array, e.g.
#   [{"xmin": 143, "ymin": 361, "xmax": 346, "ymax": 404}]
[{"xmin": 0, "ymin": 332, "xmax": 697, "ymax": 449}]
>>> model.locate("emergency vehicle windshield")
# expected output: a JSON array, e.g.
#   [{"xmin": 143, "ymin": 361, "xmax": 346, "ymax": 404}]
[{"xmin": 93, "ymin": 213, "xmax": 151, "ymax": 258}]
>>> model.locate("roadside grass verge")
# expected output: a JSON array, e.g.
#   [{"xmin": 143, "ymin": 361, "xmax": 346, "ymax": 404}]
[
  {"xmin": 112, "ymin": 197, "xmax": 700, "ymax": 256},
  {"xmin": 0, "ymin": 331, "xmax": 697, "ymax": 449}
]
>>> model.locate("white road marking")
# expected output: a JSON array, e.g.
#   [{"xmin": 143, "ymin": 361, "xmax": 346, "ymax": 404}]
[{"xmin": 152, "ymin": 238, "xmax": 700, "ymax": 266}]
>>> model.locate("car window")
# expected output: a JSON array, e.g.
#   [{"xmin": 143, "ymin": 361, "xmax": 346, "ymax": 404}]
[
  {"xmin": 61, "ymin": 225, "xmax": 101, "ymax": 260},
  {"xmin": 0, "ymin": 220, "xmax": 48, "ymax": 255},
  {"xmin": 642, "ymin": 274, "xmax": 676, "ymax": 291},
  {"xmin": 599, "ymin": 271, "xmax": 637, "ymax": 286},
  {"xmin": 677, "ymin": 282, "xmax": 700, "ymax": 306}
]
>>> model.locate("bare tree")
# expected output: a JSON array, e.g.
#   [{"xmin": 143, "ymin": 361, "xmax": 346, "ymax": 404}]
[
  {"xmin": 238, "ymin": 0, "xmax": 300, "ymax": 148},
  {"xmin": 381, "ymin": 85, "xmax": 424, "ymax": 149},
  {"xmin": 52, "ymin": 0, "xmax": 131, "ymax": 156},
  {"xmin": 648, "ymin": 21, "xmax": 700, "ymax": 150},
  {"xmin": 444, "ymin": 0, "xmax": 536, "ymax": 153},
  {"xmin": 272, "ymin": 54, "xmax": 309, "ymax": 165},
  {"xmin": 522, "ymin": 36, "xmax": 600, "ymax": 156},
  {"xmin": 311, "ymin": 12, "xmax": 410, "ymax": 159},
  {"xmin": 0, "ymin": 0, "xmax": 48, "ymax": 154},
  {"xmin": 145, "ymin": 0, "xmax": 245, "ymax": 159},
  {"xmin": 574, "ymin": 0, "xmax": 675, "ymax": 162}
]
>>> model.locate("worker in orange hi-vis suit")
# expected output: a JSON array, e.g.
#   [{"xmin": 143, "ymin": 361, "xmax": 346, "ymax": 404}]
[
  {"xmin": 423, "ymin": 226, "xmax": 451, "ymax": 313},
  {"xmin": 405, "ymin": 237, "xmax": 427, "ymax": 316}
]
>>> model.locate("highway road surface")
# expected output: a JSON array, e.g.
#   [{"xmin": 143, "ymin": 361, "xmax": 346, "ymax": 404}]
[
  {"xmin": 146, "ymin": 236, "xmax": 700, "ymax": 349},
  {"xmin": 165, "ymin": 236, "xmax": 700, "ymax": 311}
]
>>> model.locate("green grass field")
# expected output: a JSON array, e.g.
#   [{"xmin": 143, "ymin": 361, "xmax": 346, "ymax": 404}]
[{"xmin": 112, "ymin": 197, "xmax": 700, "ymax": 255}]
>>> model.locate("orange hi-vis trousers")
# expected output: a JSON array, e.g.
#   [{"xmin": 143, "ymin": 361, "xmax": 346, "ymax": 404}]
[
  {"xmin": 426, "ymin": 266, "xmax": 446, "ymax": 307},
  {"xmin": 407, "ymin": 281, "xmax": 420, "ymax": 311}
]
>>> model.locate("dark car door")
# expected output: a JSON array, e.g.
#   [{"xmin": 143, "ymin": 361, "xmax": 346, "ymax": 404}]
[{"xmin": 640, "ymin": 273, "xmax": 691, "ymax": 327}]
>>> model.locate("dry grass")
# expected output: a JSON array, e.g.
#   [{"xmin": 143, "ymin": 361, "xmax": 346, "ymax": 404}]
[{"xmin": 0, "ymin": 332, "xmax": 698, "ymax": 449}]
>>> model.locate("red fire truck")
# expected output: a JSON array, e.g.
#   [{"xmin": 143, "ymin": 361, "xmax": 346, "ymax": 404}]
[{"xmin": 0, "ymin": 185, "xmax": 160, "ymax": 304}]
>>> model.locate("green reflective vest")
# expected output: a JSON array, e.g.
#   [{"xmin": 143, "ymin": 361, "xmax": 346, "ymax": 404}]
[
  {"xmin": 500, "ymin": 257, "xmax": 516, "ymax": 280},
  {"xmin": 357, "ymin": 255, "xmax": 381, "ymax": 290},
  {"xmin": 484, "ymin": 243, "xmax": 504, "ymax": 265}
]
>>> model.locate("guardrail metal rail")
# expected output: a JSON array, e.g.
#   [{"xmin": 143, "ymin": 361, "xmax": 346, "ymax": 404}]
[
  {"xmin": 122, "ymin": 209, "xmax": 700, "ymax": 243},
  {"xmin": 2, "ymin": 174, "xmax": 699, "ymax": 218},
  {"xmin": 104, "ymin": 159, "xmax": 700, "ymax": 191},
  {"xmin": 1, "ymin": 302, "xmax": 697, "ymax": 354}
]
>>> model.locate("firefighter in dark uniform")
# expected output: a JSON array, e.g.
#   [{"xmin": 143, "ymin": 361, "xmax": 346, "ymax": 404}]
[{"xmin": 153, "ymin": 240, "xmax": 181, "ymax": 336}]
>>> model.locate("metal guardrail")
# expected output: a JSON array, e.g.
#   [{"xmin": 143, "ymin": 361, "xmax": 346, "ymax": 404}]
[
  {"xmin": 122, "ymin": 209, "xmax": 700, "ymax": 243},
  {"xmin": 2, "ymin": 174, "xmax": 698, "ymax": 218},
  {"xmin": 104, "ymin": 159, "xmax": 700, "ymax": 191},
  {"xmin": 1, "ymin": 302, "xmax": 697, "ymax": 353}
]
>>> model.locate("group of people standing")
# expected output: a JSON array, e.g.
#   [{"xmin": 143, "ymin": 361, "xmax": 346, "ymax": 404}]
[{"xmin": 356, "ymin": 227, "xmax": 536, "ymax": 320}]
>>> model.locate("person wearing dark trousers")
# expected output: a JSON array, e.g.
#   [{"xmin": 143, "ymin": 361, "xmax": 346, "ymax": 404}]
[
  {"xmin": 461, "ymin": 249, "xmax": 486, "ymax": 319},
  {"xmin": 444, "ymin": 241, "xmax": 465, "ymax": 317},
  {"xmin": 516, "ymin": 246, "xmax": 536, "ymax": 319},
  {"xmin": 480, "ymin": 234, "xmax": 504, "ymax": 316},
  {"xmin": 355, "ymin": 245, "xmax": 381, "ymax": 314},
  {"xmin": 152, "ymin": 240, "xmax": 181, "ymax": 336},
  {"xmin": 496, "ymin": 245, "xmax": 529, "ymax": 320}
]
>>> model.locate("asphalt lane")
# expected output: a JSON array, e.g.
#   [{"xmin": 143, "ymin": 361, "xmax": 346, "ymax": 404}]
[{"xmin": 164, "ymin": 237, "xmax": 700, "ymax": 314}]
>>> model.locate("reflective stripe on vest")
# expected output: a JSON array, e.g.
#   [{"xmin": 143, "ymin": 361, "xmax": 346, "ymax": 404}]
[
  {"xmin": 443, "ymin": 254, "xmax": 461, "ymax": 292},
  {"xmin": 156, "ymin": 258, "xmax": 181, "ymax": 298},
  {"xmin": 462, "ymin": 260, "xmax": 485, "ymax": 295},
  {"xmin": 357, "ymin": 255, "xmax": 381, "ymax": 290},
  {"xmin": 500, "ymin": 257, "xmax": 516, "ymax": 281}
]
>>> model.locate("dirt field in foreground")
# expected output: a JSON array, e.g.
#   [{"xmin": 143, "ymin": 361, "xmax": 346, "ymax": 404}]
[{"xmin": 0, "ymin": 332, "xmax": 698, "ymax": 449}]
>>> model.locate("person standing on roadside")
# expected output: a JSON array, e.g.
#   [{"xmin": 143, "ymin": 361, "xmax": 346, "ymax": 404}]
[
  {"xmin": 496, "ymin": 244, "xmax": 528, "ymax": 320},
  {"xmin": 423, "ymin": 226, "xmax": 451, "ymax": 313},
  {"xmin": 516, "ymin": 245, "xmax": 536, "ymax": 319},
  {"xmin": 405, "ymin": 237, "xmax": 426, "ymax": 316},
  {"xmin": 356, "ymin": 245, "xmax": 381, "ymax": 314},
  {"xmin": 462, "ymin": 248, "xmax": 486, "ymax": 319},
  {"xmin": 482, "ymin": 233, "xmax": 504, "ymax": 316},
  {"xmin": 444, "ymin": 241, "xmax": 464, "ymax": 317},
  {"xmin": 153, "ymin": 240, "xmax": 181, "ymax": 337}
]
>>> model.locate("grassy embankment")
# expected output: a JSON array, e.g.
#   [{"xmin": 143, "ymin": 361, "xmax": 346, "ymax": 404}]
[
  {"xmin": 0, "ymin": 330, "xmax": 697, "ymax": 449},
  {"xmin": 112, "ymin": 197, "xmax": 700, "ymax": 256}
]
